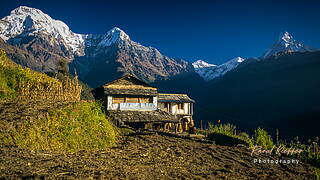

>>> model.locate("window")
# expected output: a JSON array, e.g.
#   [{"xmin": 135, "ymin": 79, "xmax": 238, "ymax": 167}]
[
  {"xmin": 112, "ymin": 96, "xmax": 153, "ymax": 104},
  {"xmin": 112, "ymin": 97, "xmax": 125, "ymax": 104},
  {"xmin": 178, "ymin": 103, "xmax": 183, "ymax": 110},
  {"xmin": 164, "ymin": 102, "xmax": 170, "ymax": 112},
  {"xmin": 126, "ymin": 97, "xmax": 139, "ymax": 103}
]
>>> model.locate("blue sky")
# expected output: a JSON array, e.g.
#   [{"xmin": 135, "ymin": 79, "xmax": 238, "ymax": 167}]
[{"xmin": 1, "ymin": 0, "xmax": 320, "ymax": 64}]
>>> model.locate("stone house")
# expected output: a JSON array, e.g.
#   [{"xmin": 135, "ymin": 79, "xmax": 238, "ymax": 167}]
[{"xmin": 92, "ymin": 74, "xmax": 195, "ymax": 132}]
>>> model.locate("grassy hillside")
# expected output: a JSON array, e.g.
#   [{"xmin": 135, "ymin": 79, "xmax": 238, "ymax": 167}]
[
  {"xmin": 0, "ymin": 49, "xmax": 117, "ymax": 151},
  {"xmin": 0, "ymin": 49, "xmax": 81, "ymax": 100},
  {"xmin": 0, "ymin": 100, "xmax": 117, "ymax": 152},
  {"xmin": 0, "ymin": 49, "xmax": 55, "ymax": 99}
]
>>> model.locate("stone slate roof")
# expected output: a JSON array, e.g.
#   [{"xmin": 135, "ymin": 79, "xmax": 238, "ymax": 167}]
[
  {"xmin": 101, "ymin": 74, "xmax": 158, "ymax": 96},
  {"xmin": 107, "ymin": 109, "xmax": 179, "ymax": 123},
  {"xmin": 158, "ymin": 93, "xmax": 195, "ymax": 103}
]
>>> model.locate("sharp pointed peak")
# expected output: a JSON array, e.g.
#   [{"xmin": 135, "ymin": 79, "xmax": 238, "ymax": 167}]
[
  {"xmin": 97, "ymin": 27, "xmax": 130, "ymax": 47},
  {"xmin": 261, "ymin": 31, "xmax": 316, "ymax": 59},
  {"xmin": 279, "ymin": 31, "xmax": 293, "ymax": 42},
  {"xmin": 110, "ymin": 27, "xmax": 124, "ymax": 31},
  {"xmin": 106, "ymin": 26, "xmax": 130, "ymax": 40}
]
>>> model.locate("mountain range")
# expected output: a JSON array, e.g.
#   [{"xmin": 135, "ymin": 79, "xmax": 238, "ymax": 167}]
[
  {"xmin": 192, "ymin": 31, "xmax": 317, "ymax": 81},
  {"xmin": 0, "ymin": 6, "xmax": 191, "ymax": 87},
  {"xmin": 192, "ymin": 57, "xmax": 245, "ymax": 81},
  {"xmin": 1, "ymin": 6, "xmax": 317, "ymax": 86}
]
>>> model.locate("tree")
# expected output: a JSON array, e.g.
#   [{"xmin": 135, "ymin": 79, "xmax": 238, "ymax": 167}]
[{"xmin": 57, "ymin": 58, "xmax": 68, "ymax": 75}]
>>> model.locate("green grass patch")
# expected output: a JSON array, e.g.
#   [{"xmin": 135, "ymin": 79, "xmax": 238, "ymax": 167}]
[{"xmin": 0, "ymin": 101, "xmax": 117, "ymax": 152}]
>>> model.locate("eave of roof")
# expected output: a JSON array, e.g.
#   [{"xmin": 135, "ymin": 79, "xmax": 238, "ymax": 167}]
[
  {"xmin": 104, "ymin": 88, "xmax": 158, "ymax": 96},
  {"xmin": 158, "ymin": 93, "xmax": 195, "ymax": 103}
]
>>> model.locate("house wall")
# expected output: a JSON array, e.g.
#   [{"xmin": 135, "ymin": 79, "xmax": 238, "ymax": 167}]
[
  {"xmin": 184, "ymin": 103, "xmax": 189, "ymax": 114},
  {"xmin": 171, "ymin": 103, "xmax": 177, "ymax": 114},
  {"xmin": 107, "ymin": 95, "xmax": 157, "ymax": 111},
  {"xmin": 158, "ymin": 102, "xmax": 193, "ymax": 115}
]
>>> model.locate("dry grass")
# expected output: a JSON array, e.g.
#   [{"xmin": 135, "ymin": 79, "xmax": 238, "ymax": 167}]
[{"xmin": 0, "ymin": 49, "xmax": 81, "ymax": 101}]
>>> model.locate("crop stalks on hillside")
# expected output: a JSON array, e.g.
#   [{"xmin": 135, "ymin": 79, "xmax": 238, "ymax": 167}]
[
  {"xmin": 0, "ymin": 49, "xmax": 82, "ymax": 101},
  {"xmin": 17, "ymin": 76, "xmax": 82, "ymax": 101}
]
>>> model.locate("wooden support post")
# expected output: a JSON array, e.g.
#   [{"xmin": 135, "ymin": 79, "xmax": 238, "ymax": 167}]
[{"xmin": 175, "ymin": 123, "xmax": 177, "ymax": 133}]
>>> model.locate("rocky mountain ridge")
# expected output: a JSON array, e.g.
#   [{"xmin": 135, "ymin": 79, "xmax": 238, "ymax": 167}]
[{"xmin": 0, "ymin": 6, "xmax": 191, "ymax": 86}]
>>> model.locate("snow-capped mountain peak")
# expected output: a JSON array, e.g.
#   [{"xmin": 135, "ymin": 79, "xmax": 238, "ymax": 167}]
[
  {"xmin": 280, "ymin": 31, "xmax": 293, "ymax": 43},
  {"xmin": 192, "ymin": 60, "xmax": 216, "ymax": 68},
  {"xmin": 0, "ymin": 6, "xmax": 85, "ymax": 54},
  {"xmin": 193, "ymin": 57, "xmax": 245, "ymax": 81},
  {"xmin": 262, "ymin": 31, "xmax": 315, "ymax": 59},
  {"xmin": 97, "ymin": 27, "xmax": 130, "ymax": 47},
  {"xmin": 234, "ymin": 57, "xmax": 244, "ymax": 63}
]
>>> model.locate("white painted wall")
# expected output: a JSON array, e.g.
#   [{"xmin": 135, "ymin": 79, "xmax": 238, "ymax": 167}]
[
  {"xmin": 171, "ymin": 103, "xmax": 177, "ymax": 114},
  {"xmin": 184, "ymin": 103, "xmax": 189, "ymax": 114},
  {"xmin": 153, "ymin": 96, "xmax": 158, "ymax": 108},
  {"xmin": 107, "ymin": 95, "xmax": 157, "ymax": 111},
  {"xmin": 158, "ymin": 102, "xmax": 194, "ymax": 115},
  {"xmin": 107, "ymin": 96, "xmax": 113, "ymax": 110}
]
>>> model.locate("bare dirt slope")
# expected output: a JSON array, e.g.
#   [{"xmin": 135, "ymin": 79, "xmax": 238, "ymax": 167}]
[
  {"xmin": 0, "ymin": 131, "xmax": 316, "ymax": 179},
  {"xmin": 0, "ymin": 100, "xmax": 316, "ymax": 179}
]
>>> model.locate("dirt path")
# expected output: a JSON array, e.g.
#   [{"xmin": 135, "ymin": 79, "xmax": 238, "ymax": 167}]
[{"xmin": 0, "ymin": 131, "xmax": 316, "ymax": 179}]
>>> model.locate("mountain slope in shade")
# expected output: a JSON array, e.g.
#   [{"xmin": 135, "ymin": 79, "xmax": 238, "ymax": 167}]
[
  {"xmin": 199, "ymin": 51, "xmax": 320, "ymax": 139},
  {"xmin": 262, "ymin": 31, "xmax": 316, "ymax": 59},
  {"xmin": 192, "ymin": 57, "xmax": 245, "ymax": 81},
  {"xmin": 0, "ymin": 6, "xmax": 191, "ymax": 86}
]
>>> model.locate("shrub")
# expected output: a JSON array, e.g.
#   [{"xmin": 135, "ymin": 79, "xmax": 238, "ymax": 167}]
[
  {"xmin": 208, "ymin": 132, "xmax": 250, "ymax": 146},
  {"xmin": 253, "ymin": 127, "xmax": 274, "ymax": 149},
  {"xmin": 289, "ymin": 139, "xmax": 320, "ymax": 168},
  {"xmin": 0, "ymin": 101, "xmax": 117, "ymax": 152},
  {"xmin": 315, "ymin": 168, "xmax": 320, "ymax": 179},
  {"xmin": 238, "ymin": 132, "xmax": 254, "ymax": 147},
  {"xmin": 207, "ymin": 123, "xmax": 253, "ymax": 146}
]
